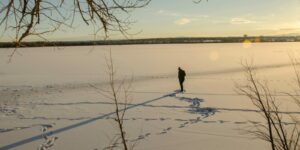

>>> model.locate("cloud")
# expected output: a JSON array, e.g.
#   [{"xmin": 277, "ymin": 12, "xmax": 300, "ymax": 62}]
[
  {"xmin": 157, "ymin": 10, "xmax": 208, "ymax": 18},
  {"xmin": 174, "ymin": 18, "xmax": 191, "ymax": 25},
  {"xmin": 157, "ymin": 10, "xmax": 164, "ymax": 14},
  {"xmin": 156, "ymin": 10, "xmax": 209, "ymax": 26},
  {"xmin": 230, "ymin": 17, "xmax": 256, "ymax": 24},
  {"xmin": 157, "ymin": 10, "xmax": 181, "ymax": 17},
  {"xmin": 278, "ymin": 27, "xmax": 300, "ymax": 32}
]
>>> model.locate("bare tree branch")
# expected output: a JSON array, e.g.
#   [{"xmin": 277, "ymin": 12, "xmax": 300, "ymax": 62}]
[
  {"xmin": 0, "ymin": 0, "xmax": 151, "ymax": 47},
  {"xmin": 236, "ymin": 60, "xmax": 300, "ymax": 150},
  {"xmin": 90, "ymin": 50, "xmax": 136, "ymax": 150}
]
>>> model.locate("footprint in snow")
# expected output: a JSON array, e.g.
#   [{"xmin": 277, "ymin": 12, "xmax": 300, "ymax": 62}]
[
  {"xmin": 138, "ymin": 135, "xmax": 145, "ymax": 140},
  {"xmin": 234, "ymin": 121, "xmax": 247, "ymax": 124},
  {"xmin": 145, "ymin": 133, "xmax": 151, "ymax": 137},
  {"xmin": 218, "ymin": 120, "xmax": 230, "ymax": 124},
  {"xmin": 158, "ymin": 131, "xmax": 167, "ymax": 135},
  {"xmin": 157, "ymin": 127, "xmax": 172, "ymax": 135}
]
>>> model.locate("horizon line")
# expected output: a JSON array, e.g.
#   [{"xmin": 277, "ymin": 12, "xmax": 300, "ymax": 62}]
[{"xmin": 1, "ymin": 35, "xmax": 300, "ymax": 43}]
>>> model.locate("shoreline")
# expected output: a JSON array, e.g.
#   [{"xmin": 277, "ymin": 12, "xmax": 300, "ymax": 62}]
[{"xmin": 1, "ymin": 36, "xmax": 300, "ymax": 48}]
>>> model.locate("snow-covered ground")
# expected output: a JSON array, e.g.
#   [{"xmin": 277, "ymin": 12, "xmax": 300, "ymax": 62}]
[{"xmin": 1, "ymin": 43, "xmax": 300, "ymax": 150}]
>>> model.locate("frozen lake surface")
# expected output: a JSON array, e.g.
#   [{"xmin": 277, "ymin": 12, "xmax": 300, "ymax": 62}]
[{"xmin": 1, "ymin": 42, "xmax": 300, "ymax": 150}]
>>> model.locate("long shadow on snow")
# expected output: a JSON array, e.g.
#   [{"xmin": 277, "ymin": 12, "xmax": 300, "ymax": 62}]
[{"xmin": 0, "ymin": 91, "xmax": 178, "ymax": 150}]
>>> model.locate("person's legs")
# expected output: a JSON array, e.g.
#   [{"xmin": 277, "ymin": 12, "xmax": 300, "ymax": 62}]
[{"xmin": 180, "ymin": 81, "xmax": 184, "ymax": 92}]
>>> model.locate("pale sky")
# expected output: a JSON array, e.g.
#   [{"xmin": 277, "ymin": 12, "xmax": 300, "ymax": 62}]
[{"xmin": 1, "ymin": 0, "xmax": 300, "ymax": 42}]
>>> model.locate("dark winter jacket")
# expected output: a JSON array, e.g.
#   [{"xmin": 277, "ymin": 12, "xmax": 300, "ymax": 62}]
[{"xmin": 178, "ymin": 68, "xmax": 186, "ymax": 82}]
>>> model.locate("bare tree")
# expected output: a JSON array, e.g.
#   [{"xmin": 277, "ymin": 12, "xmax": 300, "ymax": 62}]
[
  {"xmin": 236, "ymin": 61, "xmax": 300, "ymax": 150},
  {"xmin": 90, "ymin": 51, "xmax": 133, "ymax": 150},
  {"xmin": 0, "ymin": 0, "xmax": 150, "ymax": 47},
  {"xmin": 105, "ymin": 51, "xmax": 131, "ymax": 150}
]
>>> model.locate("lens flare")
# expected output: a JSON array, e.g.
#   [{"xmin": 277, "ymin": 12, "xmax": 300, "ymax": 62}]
[{"xmin": 243, "ymin": 39, "xmax": 252, "ymax": 48}]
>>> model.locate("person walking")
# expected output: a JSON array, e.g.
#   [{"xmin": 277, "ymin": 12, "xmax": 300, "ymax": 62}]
[{"xmin": 178, "ymin": 67, "xmax": 186, "ymax": 92}]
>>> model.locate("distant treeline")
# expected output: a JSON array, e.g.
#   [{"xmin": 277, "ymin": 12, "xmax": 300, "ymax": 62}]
[{"xmin": 1, "ymin": 36, "xmax": 300, "ymax": 48}]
